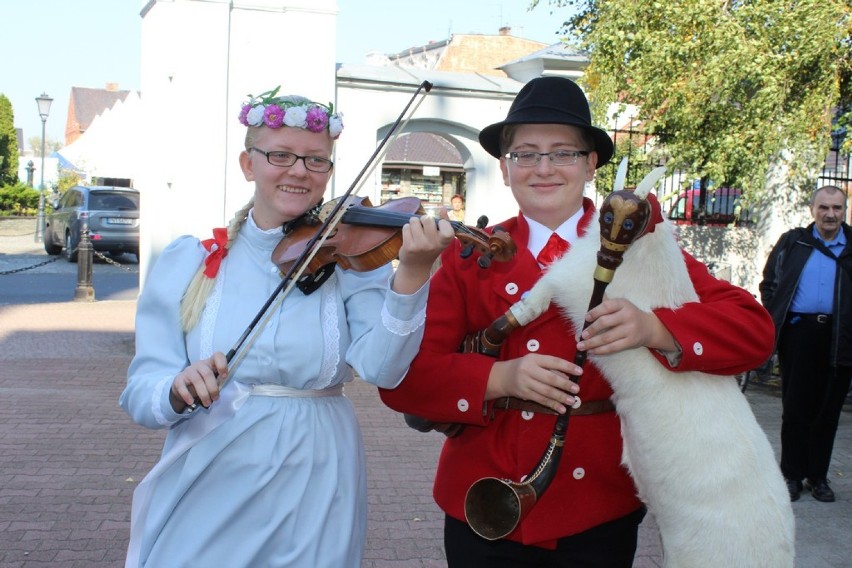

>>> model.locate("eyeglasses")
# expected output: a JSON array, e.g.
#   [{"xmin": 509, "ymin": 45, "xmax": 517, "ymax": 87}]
[
  {"xmin": 250, "ymin": 147, "xmax": 334, "ymax": 173},
  {"xmin": 505, "ymin": 150, "xmax": 590, "ymax": 167}
]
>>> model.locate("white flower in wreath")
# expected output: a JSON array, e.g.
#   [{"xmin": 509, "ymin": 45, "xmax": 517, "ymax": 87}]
[
  {"xmin": 246, "ymin": 105, "xmax": 265, "ymax": 127},
  {"xmin": 283, "ymin": 106, "xmax": 308, "ymax": 129},
  {"xmin": 329, "ymin": 114, "xmax": 344, "ymax": 139}
]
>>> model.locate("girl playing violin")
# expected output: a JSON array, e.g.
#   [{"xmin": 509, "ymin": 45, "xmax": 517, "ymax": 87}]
[{"xmin": 120, "ymin": 87, "xmax": 453, "ymax": 567}]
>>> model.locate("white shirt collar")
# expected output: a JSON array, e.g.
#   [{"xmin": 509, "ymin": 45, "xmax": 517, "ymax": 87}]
[
  {"xmin": 237, "ymin": 208, "xmax": 287, "ymax": 251},
  {"xmin": 526, "ymin": 208, "xmax": 584, "ymax": 260}
]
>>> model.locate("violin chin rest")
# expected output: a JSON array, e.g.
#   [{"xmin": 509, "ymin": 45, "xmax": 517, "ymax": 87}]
[{"xmin": 295, "ymin": 263, "xmax": 336, "ymax": 295}]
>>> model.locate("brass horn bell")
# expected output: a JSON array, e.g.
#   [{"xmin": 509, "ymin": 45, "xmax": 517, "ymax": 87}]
[{"xmin": 464, "ymin": 476, "xmax": 537, "ymax": 541}]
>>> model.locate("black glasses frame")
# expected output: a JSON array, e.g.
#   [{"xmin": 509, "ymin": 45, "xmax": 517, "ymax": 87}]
[
  {"xmin": 504, "ymin": 150, "xmax": 590, "ymax": 167},
  {"xmin": 250, "ymin": 147, "xmax": 334, "ymax": 173}
]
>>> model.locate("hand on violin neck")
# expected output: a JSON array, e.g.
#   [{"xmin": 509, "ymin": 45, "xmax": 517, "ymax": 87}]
[{"xmin": 392, "ymin": 214, "xmax": 454, "ymax": 295}]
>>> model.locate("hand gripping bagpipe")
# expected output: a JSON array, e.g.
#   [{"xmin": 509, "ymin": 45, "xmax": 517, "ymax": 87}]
[{"xmin": 403, "ymin": 162, "xmax": 667, "ymax": 540}]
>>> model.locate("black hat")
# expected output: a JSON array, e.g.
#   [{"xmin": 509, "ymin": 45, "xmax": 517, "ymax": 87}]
[{"xmin": 479, "ymin": 76, "xmax": 613, "ymax": 168}]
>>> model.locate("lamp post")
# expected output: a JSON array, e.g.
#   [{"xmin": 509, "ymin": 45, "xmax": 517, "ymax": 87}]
[{"xmin": 34, "ymin": 92, "xmax": 53, "ymax": 242}]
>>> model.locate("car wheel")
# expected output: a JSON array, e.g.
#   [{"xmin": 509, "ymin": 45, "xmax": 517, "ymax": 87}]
[
  {"xmin": 65, "ymin": 232, "xmax": 78, "ymax": 263},
  {"xmin": 44, "ymin": 236, "xmax": 62, "ymax": 255}
]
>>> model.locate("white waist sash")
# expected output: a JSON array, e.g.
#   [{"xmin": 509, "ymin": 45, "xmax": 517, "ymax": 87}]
[{"xmin": 250, "ymin": 383, "xmax": 343, "ymax": 397}]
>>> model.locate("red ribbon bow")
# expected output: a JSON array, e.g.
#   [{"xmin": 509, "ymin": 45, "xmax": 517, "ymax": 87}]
[{"xmin": 201, "ymin": 227, "xmax": 229, "ymax": 278}]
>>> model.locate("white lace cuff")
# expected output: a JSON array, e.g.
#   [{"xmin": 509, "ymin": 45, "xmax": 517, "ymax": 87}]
[{"xmin": 381, "ymin": 302, "xmax": 426, "ymax": 336}]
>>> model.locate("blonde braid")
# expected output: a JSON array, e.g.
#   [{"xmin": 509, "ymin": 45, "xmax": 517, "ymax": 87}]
[{"xmin": 179, "ymin": 198, "xmax": 255, "ymax": 332}]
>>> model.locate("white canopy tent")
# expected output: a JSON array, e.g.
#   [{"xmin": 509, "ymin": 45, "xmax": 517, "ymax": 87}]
[{"xmin": 56, "ymin": 91, "xmax": 144, "ymax": 184}]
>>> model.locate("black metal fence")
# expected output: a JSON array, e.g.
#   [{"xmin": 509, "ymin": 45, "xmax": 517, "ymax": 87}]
[{"xmin": 819, "ymin": 133, "xmax": 852, "ymax": 191}]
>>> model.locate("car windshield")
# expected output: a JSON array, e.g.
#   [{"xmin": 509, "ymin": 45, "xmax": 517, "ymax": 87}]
[{"xmin": 89, "ymin": 193, "xmax": 139, "ymax": 211}]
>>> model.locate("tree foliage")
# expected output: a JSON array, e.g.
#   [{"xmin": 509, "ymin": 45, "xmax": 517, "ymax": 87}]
[
  {"xmin": 0, "ymin": 183, "xmax": 39, "ymax": 216},
  {"xmin": 55, "ymin": 170, "xmax": 84, "ymax": 194},
  {"xmin": 0, "ymin": 94, "xmax": 19, "ymax": 186},
  {"xmin": 531, "ymin": 0, "xmax": 852, "ymax": 196}
]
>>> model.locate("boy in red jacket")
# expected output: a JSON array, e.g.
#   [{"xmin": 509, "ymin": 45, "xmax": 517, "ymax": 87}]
[{"xmin": 380, "ymin": 76, "xmax": 774, "ymax": 567}]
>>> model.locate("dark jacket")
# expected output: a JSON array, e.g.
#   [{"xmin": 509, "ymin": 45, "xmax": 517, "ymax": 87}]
[{"xmin": 759, "ymin": 222, "xmax": 852, "ymax": 367}]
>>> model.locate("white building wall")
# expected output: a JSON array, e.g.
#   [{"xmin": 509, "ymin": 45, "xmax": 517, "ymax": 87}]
[{"xmin": 136, "ymin": 0, "xmax": 337, "ymax": 285}]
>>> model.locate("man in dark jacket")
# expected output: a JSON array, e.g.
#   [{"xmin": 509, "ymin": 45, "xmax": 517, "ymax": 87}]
[{"xmin": 760, "ymin": 185, "xmax": 851, "ymax": 503}]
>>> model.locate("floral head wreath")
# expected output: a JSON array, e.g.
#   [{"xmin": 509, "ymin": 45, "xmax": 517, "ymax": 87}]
[{"xmin": 238, "ymin": 86, "xmax": 344, "ymax": 139}]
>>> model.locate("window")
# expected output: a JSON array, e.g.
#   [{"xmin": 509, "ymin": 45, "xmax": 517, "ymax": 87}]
[{"xmin": 89, "ymin": 193, "xmax": 139, "ymax": 211}]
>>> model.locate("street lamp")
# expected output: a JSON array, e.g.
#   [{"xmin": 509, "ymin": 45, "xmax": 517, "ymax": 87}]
[{"xmin": 34, "ymin": 92, "xmax": 53, "ymax": 242}]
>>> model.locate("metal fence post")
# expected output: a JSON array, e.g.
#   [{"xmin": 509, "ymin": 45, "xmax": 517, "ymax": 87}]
[{"xmin": 74, "ymin": 227, "xmax": 95, "ymax": 302}]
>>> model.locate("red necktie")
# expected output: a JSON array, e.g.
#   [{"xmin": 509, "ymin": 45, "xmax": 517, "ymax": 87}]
[{"xmin": 536, "ymin": 233, "xmax": 569, "ymax": 266}]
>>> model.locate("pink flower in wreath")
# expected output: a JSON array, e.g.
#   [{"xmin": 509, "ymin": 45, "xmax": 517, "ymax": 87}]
[
  {"xmin": 238, "ymin": 103, "xmax": 252, "ymax": 126},
  {"xmin": 263, "ymin": 104, "xmax": 285, "ymax": 129},
  {"xmin": 305, "ymin": 106, "xmax": 329, "ymax": 133}
]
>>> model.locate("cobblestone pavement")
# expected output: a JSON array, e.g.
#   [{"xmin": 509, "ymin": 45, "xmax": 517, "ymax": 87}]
[{"xmin": 0, "ymin": 227, "xmax": 849, "ymax": 567}]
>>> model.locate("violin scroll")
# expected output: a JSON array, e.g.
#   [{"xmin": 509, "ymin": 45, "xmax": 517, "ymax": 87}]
[
  {"xmin": 455, "ymin": 225, "xmax": 516, "ymax": 269},
  {"xmin": 454, "ymin": 213, "xmax": 516, "ymax": 268},
  {"xmin": 459, "ymin": 215, "xmax": 489, "ymax": 259}
]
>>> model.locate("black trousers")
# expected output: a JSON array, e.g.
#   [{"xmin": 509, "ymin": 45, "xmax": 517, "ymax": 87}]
[
  {"xmin": 778, "ymin": 316, "xmax": 852, "ymax": 482},
  {"xmin": 444, "ymin": 508, "xmax": 646, "ymax": 568}
]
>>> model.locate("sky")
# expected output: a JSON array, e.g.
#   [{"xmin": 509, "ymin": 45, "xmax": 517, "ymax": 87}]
[{"xmin": 0, "ymin": 0, "xmax": 571, "ymax": 149}]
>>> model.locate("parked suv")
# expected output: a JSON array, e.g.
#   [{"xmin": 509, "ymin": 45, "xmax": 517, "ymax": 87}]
[{"xmin": 44, "ymin": 185, "xmax": 140, "ymax": 262}]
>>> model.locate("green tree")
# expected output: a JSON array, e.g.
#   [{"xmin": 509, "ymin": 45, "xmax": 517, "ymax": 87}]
[
  {"xmin": 55, "ymin": 170, "xmax": 84, "ymax": 194},
  {"xmin": 594, "ymin": 132, "xmax": 655, "ymax": 195},
  {"xmin": 0, "ymin": 183, "xmax": 39, "ymax": 216},
  {"xmin": 532, "ymin": 0, "xmax": 852, "ymax": 196},
  {"xmin": 0, "ymin": 94, "xmax": 19, "ymax": 185}
]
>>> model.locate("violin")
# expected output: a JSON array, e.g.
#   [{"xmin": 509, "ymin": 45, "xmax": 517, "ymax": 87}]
[{"xmin": 272, "ymin": 196, "xmax": 516, "ymax": 293}]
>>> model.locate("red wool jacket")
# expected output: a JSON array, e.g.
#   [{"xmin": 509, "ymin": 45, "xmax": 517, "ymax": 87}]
[{"xmin": 380, "ymin": 200, "xmax": 774, "ymax": 547}]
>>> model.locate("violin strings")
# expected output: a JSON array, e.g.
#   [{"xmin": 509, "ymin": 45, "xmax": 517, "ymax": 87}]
[
  {"xmin": 342, "ymin": 207, "xmax": 490, "ymax": 257},
  {"xmin": 345, "ymin": 208, "xmax": 478, "ymax": 236},
  {"xmin": 337, "ymin": 204, "xmax": 488, "ymax": 237}
]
